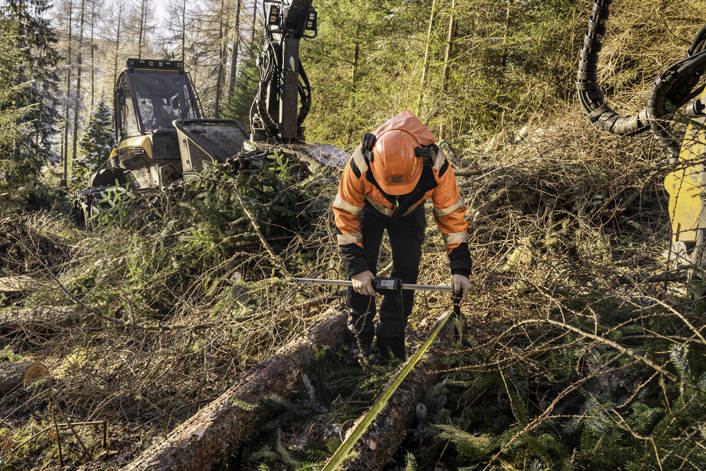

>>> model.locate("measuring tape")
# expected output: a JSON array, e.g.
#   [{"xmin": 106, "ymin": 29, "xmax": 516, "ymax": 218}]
[{"xmin": 322, "ymin": 308, "xmax": 455, "ymax": 470}]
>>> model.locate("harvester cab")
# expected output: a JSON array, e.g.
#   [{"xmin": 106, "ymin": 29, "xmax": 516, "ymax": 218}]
[
  {"xmin": 75, "ymin": 0, "xmax": 347, "ymax": 225},
  {"xmin": 86, "ymin": 58, "xmax": 249, "ymax": 195}
]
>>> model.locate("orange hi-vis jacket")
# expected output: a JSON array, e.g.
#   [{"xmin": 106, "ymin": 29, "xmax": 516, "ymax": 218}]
[{"xmin": 333, "ymin": 110, "xmax": 471, "ymax": 277}]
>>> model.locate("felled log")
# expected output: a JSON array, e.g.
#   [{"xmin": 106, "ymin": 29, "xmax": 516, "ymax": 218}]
[
  {"xmin": 0, "ymin": 275, "xmax": 37, "ymax": 296},
  {"xmin": 124, "ymin": 305, "xmax": 349, "ymax": 471},
  {"xmin": 341, "ymin": 315, "xmax": 456, "ymax": 471},
  {"xmin": 0, "ymin": 306, "xmax": 82, "ymax": 334},
  {"xmin": 0, "ymin": 361, "xmax": 49, "ymax": 394}
]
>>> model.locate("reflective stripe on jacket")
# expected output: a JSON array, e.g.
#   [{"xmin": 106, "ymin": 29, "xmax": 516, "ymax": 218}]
[{"xmin": 333, "ymin": 144, "xmax": 471, "ymax": 277}]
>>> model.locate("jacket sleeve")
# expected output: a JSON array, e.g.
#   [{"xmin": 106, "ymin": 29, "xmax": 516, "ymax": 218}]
[
  {"xmin": 332, "ymin": 149, "xmax": 369, "ymax": 277},
  {"xmin": 431, "ymin": 150, "xmax": 472, "ymax": 276}
]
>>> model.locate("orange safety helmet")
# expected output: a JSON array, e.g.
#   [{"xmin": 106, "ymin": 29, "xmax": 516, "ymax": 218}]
[{"xmin": 370, "ymin": 129, "xmax": 423, "ymax": 195}]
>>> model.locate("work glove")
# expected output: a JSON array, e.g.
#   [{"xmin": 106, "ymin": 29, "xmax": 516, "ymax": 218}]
[
  {"xmin": 351, "ymin": 270, "xmax": 376, "ymax": 296},
  {"xmin": 452, "ymin": 274, "xmax": 470, "ymax": 303}
]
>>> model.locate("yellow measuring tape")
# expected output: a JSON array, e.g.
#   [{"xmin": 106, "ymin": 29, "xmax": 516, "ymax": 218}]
[{"xmin": 322, "ymin": 309, "xmax": 454, "ymax": 470}]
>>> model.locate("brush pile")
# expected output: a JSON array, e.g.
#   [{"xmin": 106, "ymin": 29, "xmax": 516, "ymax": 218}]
[{"xmin": 0, "ymin": 114, "xmax": 705, "ymax": 470}]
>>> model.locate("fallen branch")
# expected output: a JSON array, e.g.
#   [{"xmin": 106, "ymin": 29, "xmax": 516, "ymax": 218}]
[
  {"xmin": 0, "ymin": 276, "xmax": 38, "ymax": 296},
  {"xmin": 233, "ymin": 190, "xmax": 290, "ymax": 277},
  {"xmin": 0, "ymin": 306, "xmax": 81, "ymax": 333},
  {"xmin": 482, "ymin": 355, "xmax": 624, "ymax": 471},
  {"xmin": 615, "ymin": 272, "xmax": 690, "ymax": 284},
  {"xmin": 512, "ymin": 318, "xmax": 680, "ymax": 383}
]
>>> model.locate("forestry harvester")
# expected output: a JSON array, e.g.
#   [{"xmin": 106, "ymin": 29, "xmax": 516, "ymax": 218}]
[
  {"xmin": 74, "ymin": 0, "xmax": 347, "ymax": 223},
  {"xmin": 577, "ymin": 0, "xmax": 706, "ymax": 274}
]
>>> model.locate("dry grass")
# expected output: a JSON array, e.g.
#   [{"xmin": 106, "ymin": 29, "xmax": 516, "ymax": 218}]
[{"xmin": 0, "ymin": 109, "xmax": 705, "ymax": 469}]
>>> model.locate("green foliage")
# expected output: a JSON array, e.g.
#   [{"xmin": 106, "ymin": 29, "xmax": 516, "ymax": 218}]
[
  {"xmin": 9, "ymin": 182, "xmax": 72, "ymax": 214},
  {"xmin": 222, "ymin": 41, "xmax": 261, "ymax": 129},
  {"xmin": 68, "ymin": 159, "xmax": 337, "ymax": 318},
  {"xmin": 301, "ymin": 0, "xmax": 394, "ymax": 146},
  {"xmin": 302, "ymin": 0, "xmax": 586, "ymax": 148},
  {"xmin": 75, "ymin": 100, "xmax": 114, "ymax": 185},
  {"xmin": 0, "ymin": 0, "xmax": 60, "ymax": 188},
  {"xmin": 0, "ymin": 21, "xmax": 30, "ymax": 152},
  {"xmin": 380, "ymin": 261, "xmax": 706, "ymax": 470}
]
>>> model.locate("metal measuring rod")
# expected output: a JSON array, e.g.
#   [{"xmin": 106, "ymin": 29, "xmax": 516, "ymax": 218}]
[
  {"xmin": 293, "ymin": 277, "xmax": 454, "ymax": 294},
  {"xmin": 294, "ymin": 277, "xmax": 462, "ymax": 323}
]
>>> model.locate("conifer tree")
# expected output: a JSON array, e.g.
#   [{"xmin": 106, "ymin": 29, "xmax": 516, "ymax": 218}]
[
  {"xmin": 223, "ymin": 41, "xmax": 259, "ymax": 127},
  {"xmin": 0, "ymin": 20, "xmax": 28, "ymax": 153},
  {"xmin": 75, "ymin": 100, "xmax": 113, "ymax": 184},
  {"xmin": 0, "ymin": 0, "xmax": 61, "ymax": 187}
]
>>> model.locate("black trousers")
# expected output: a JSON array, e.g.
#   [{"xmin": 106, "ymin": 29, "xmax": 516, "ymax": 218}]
[{"xmin": 346, "ymin": 204, "xmax": 426, "ymax": 359}]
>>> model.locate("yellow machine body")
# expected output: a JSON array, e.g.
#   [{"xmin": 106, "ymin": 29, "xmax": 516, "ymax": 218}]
[{"xmin": 664, "ymin": 89, "xmax": 706, "ymax": 265}]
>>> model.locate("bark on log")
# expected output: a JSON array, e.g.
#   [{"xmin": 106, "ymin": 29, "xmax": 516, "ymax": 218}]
[
  {"xmin": 0, "ymin": 276, "xmax": 38, "ymax": 296},
  {"xmin": 124, "ymin": 305, "xmax": 349, "ymax": 471},
  {"xmin": 0, "ymin": 361, "xmax": 50, "ymax": 394},
  {"xmin": 341, "ymin": 317, "xmax": 456, "ymax": 471},
  {"xmin": 0, "ymin": 306, "xmax": 82, "ymax": 334}
]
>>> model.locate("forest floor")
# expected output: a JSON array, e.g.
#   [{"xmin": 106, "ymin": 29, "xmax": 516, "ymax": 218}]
[{"xmin": 1, "ymin": 114, "xmax": 705, "ymax": 470}]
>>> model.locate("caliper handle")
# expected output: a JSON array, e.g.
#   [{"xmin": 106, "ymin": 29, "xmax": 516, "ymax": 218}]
[{"xmin": 372, "ymin": 277, "xmax": 402, "ymax": 295}]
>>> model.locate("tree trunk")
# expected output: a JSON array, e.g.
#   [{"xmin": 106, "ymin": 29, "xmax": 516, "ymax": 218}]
[
  {"xmin": 440, "ymin": 0, "xmax": 456, "ymax": 95},
  {"xmin": 0, "ymin": 306, "xmax": 83, "ymax": 334},
  {"xmin": 501, "ymin": 0, "xmax": 512, "ymax": 71},
  {"xmin": 250, "ymin": 0, "xmax": 257, "ymax": 46},
  {"xmin": 341, "ymin": 317, "xmax": 456, "ymax": 470},
  {"xmin": 71, "ymin": 0, "xmax": 86, "ymax": 174},
  {"xmin": 113, "ymin": 0, "xmax": 124, "ymax": 85},
  {"xmin": 227, "ymin": 0, "xmax": 242, "ymax": 101},
  {"xmin": 124, "ymin": 305, "xmax": 349, "ymax": 471},
  {"xmin": 417, "ymin": 0, "xmax": 439, "ymax": 114},
  {"xmin": 62, "ymin": 0, "xmax": 73, "ymax": 187},
  {"xmin": 89, "ymin": 0, "xmax": 96, "ymax": 111},
  {"xmin": 213, "ymin": 0, "xmax": 227, "ymax": 118},
  {"xmin": 0, "ymin": 275, "xmax": 37, "ymax": 296},
  {"xmin": 0, "ymin": 362, "xmax": 49, "ymax": 395},
  {"xmin": 439, "ymin": 0, "xmax": 457, "ymax": 139},
  {"xmin": 137, "ymin": 0, "xmax": 147, "ymax": 59},
  {"xmin": 180, "ymin": 0, "xmax": 187, "ymax": 62},
  {"xmin": 351, "ymin": 40, "xmax": 359, "ymax": 98}
]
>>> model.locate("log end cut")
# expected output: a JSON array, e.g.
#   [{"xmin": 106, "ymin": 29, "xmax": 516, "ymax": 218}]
[
  {"xmin": 23, "ymin": 362, "xmax": 49, "ymax": 386},
  {"xmin": 0, "ymin": 361, "xmax": 50, "ymax": 395}
]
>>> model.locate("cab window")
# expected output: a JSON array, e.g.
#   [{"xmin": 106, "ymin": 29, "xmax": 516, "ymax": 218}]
[{"xmin": 117, "ymin": 75, "xmax": 140, "ymax": 139}]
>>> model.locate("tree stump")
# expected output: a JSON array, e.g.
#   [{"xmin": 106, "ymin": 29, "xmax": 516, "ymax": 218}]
[{"xmin": 0, "ymin": 362, "xmax": 50, "ymax": 395}]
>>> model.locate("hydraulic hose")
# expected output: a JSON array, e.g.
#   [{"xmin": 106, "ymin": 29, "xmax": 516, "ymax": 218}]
[
  {"xmin": 252, "ymin": 27, "xmax": 313, "ymax": 139},
  {"xmin": 648, "ymin": 50, "xmax": 706, "ymax": 158},
  {"xmin": 687, "ymin": 23, "xmax": 706, "ymax": 57},
  {"xmin": 577, "ymin": 0, "xmax": 650, "ymax": 135},
  {"xmin": 254, "ymin": 35, "xmax": 280, "ymax": 136},
  {"xmin": 297, "ymin": 63, "xmax": 311, "ymax": 126},
  {"xmin": 578, "ymin": 0, "xmax": 706, "ymax": 160}
]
